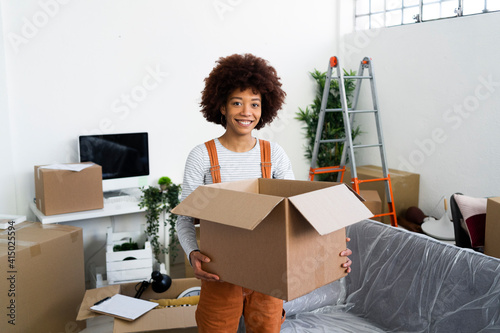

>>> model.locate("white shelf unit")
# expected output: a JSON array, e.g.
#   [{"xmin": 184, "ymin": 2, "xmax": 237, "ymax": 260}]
[
  {"xmin": 29, "ymin": 199, "xmax": 172, "ymax": 275},
  {"xmin": 29, "ymin": 200, "xmax": 146, "ymax": 224},
  {"xmin": 105, "ymin": 225, "xmax": 153, "ymax": 285}
]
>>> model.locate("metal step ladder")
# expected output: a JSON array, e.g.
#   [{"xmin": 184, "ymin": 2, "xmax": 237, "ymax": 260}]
[{"xmin": 309, "ymin": 56, "xmax": 398, "ymax": 227}]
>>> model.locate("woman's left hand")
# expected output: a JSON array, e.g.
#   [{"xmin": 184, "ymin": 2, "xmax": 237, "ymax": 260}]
[{"xmin": 340, "ymin": 237, "xmax": 353, "ymax": 273}]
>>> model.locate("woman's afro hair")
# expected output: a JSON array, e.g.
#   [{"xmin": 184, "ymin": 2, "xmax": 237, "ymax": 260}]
[{"xmin": 200, "ymin": 53, "xmax": 286, "ymax": 130}]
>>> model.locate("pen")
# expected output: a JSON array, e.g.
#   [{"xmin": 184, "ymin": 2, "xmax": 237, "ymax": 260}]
[{"xmin": 94, "ymin": 296, "xmax": 111, "ymax": 306}]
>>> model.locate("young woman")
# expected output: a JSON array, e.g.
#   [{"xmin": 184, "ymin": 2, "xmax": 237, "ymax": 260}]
[{"xmin": 176, "ymin": 53, "xmax": 352, "ymax": 332}]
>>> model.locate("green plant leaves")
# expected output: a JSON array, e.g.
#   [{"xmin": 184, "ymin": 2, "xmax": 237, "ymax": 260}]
[{"xmin": 139, "ymin": 180, "xmax": 181, "ymax": 263}]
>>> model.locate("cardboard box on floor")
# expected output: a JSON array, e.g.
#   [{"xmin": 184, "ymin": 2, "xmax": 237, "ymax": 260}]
[
  {"xmin": 77, "ymin": 278, "xmax": 201, "ymax": 333},
  {"xmin": 0, "ymin": 221, "xmax": 85, "ymax": 333},
  {"xmin": 172, "ymin": 178, "xmax": 372, "ymax": 301},
  {"xmin": 344, "ymin": 165, "xmax": 420, "ymax": 224},
  {"xmin": 485, "ymin": 197, "xmax": 500, "ymax": 259},
  {"xmin": 360, "ymin": 190, "xmax": 382, "ymax": 221},
  {"xmin": 34, "ymin": 162, "xmax": 103, "ymax": 216}
]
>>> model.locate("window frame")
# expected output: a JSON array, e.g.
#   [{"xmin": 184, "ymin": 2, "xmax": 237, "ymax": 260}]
[{"xmin": 354, "ymin": 0, "xmax": 499, "ymax": 30}]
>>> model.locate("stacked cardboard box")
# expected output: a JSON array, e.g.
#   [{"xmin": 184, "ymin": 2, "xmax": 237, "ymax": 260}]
[
  {"xmin": 360, "ymin": 190, "xmax": 382, "ymax": 221},
  {"xmin": 0, "ymin": 222, "xmax": 85, "ymax": 332},
  {"xmin": 344, "ymin": 165, "xmax": 420, "ymax": 224},
  {"xmin": 34, "ymin": 162, "xmax": 103, "ymax": 216},
  {"xmin": 485, "ymin": 197, "xmax": 500, "ymax": 259}
]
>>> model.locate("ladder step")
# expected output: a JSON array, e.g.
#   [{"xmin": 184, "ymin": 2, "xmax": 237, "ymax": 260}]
[
  {"xmin": 353, "ymin": 143, "xmax": 382, "ymax": 149},
  {"xmin": 319, "ymin": 138, "xmax": 346, "ymax": 144},
  {"xmin": 348, "ymin": 109, "xmax": 377, "ymax": 114},
  {"xmin": 333, "ymin": 75, "xmax": 372, "ymax": 80},
  {"xmin": 325, "ymin": 108, "xmax": 377, "ymax": 114}
]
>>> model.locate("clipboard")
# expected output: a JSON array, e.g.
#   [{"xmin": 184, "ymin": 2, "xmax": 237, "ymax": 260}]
[{"xmin": 90, "ymin": 294, "xmax": 158, "ymax": 321}]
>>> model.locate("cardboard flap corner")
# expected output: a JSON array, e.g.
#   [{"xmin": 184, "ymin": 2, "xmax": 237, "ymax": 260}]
[
  {"xmin": 77, "ymin": 284, "xmax": 121, "ymax": 321},
  {"xmin": 172, "ymin": 185, "xmax": 284, "ymax": 230},
  {"xmin": 289, "ymin": 183, "xmax": 373, "ymax": 235}
]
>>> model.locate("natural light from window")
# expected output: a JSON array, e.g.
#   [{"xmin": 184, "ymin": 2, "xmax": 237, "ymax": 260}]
[{"xmin": 355, "ymin": 0, "xmax": 500, "ymax": 30}]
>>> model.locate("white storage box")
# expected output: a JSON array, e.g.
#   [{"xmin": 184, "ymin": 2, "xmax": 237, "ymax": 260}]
[{"xmin": 105, "ymin": 226, "xmax": 153, "ymax": 285}]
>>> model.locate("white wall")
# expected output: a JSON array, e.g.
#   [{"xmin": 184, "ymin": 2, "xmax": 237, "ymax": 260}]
[
  {"xmin": 0, "ymin": 0, "xmax": 339, "ymax": 280},
  {"xmin": 0, "ymin": 2, "xmax": 16, "ymax": 214},
  {"xmin": 338, "ymin": 7, "xmax": 500, "ymax": 216}
]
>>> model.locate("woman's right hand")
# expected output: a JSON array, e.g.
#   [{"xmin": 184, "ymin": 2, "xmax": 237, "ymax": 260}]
[{"xmin": 189, "ymin": 250, "xmax": 220, "ymax": 281}]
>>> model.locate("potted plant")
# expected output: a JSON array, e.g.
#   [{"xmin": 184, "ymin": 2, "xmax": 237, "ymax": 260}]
[
  {"xmin": 295, "ymin": 68, "xmax": 361, "ymax": 182},
  {"xmin": 138, "ymin": 177, "xmax": 181, "ymax": 265}
]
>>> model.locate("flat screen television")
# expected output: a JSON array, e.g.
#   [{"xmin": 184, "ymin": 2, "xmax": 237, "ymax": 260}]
[{"xmin": 78, "ymin": 132, "xmax": 149, "ymax": 194}]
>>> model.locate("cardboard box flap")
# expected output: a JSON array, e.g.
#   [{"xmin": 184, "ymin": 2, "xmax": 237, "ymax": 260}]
[
  {"xmin": 172, "ymin": 186, "xmax": 284, "ymax": 230},
  {"xmin": 113, "ymin": 306, "xmax": 197, "ymax": 332},
  {"xmin": 288, "ymin": 184, "xmax": 373, "ymax": 235},
  {"xmin": 77, "ymin": 284, "xmax": 121, "ymax": 321}
]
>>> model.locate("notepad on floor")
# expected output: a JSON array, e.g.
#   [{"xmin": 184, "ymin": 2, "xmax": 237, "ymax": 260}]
[{"xmin": 90, "ymin": 294, "xmax": 158, "ymax": 321}]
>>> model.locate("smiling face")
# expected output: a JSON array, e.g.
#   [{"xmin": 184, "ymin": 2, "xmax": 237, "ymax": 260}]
[{"xmin": 220, "ymin": 88, "xmax": 262, "ymax": 138}]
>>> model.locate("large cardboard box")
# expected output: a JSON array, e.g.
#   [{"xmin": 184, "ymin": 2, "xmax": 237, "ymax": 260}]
[
  {"xmin": 485, "ymin": 197, "xmax": 500, "ymax": 259},
  {"xmin": 344, "ymin": 165, "xmax": 420, "ymax": 224},
  {"xmin": 34, "ymin": 162, "xmax": 104, "ymax": 216},
  {"xmin": 77, "ymin": 278, "xmax": 200, "ymax": 332},
  {"xmin": 172, "ymin": 178, "xmax": 372, "ymax": 301},
  {"xmin": 0, "ymin": 221, "xmax": 85, "ymax": 333},
  {"xmin": 360, "ymin": 190, "xmax": 382, "ymax": 221}
]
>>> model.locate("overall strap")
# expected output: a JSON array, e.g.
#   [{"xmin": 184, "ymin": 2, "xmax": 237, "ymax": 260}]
[
  {"xmin": 205, "ymin": 140, "xmax": 221, "ymax": 184},
  {"xmin": 205, "ymin": 139, "xmax": 272, "ymax": 183},
  {"xmin": 259, "ymin": 139, "xmax": 272, "ymax": 179}
]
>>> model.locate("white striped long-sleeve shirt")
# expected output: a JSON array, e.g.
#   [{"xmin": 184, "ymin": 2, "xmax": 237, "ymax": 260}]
[{"xmin": 176, "ymin": 138, "xmax": 295, "ymax": 260}]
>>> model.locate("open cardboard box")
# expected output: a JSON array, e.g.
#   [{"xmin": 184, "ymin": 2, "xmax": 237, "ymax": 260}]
[
  {"xmin": 77, "ymin": 278, "xmax": 201, "ymax": 333},
  {"xmin": 172, "ymin": 178, "xmax": 372, "ymax": 301}
]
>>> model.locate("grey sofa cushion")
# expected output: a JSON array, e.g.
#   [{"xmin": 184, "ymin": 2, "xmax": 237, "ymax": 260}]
[
  {"xmin": 281, "ymin": 220, "xmax": 500, "ymax": 332},
  {"xmin": 345, "ymin": 220, "xmax": 500, "ymax": 332}
]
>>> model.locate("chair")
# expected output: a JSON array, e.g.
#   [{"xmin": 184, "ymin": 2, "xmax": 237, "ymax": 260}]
[{"xmin": 450, "ymin": 193, "xmax": 473, "ymax": 248}]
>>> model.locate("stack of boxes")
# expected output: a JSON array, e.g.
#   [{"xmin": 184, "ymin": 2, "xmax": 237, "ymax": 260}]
[{"xmin": 344, "ymin": 165, "xmax": 420, "ymax": 224}]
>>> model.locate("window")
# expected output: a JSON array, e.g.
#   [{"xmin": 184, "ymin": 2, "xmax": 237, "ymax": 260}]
[{"xmin": 355, "ymin": 0, "xmax": 500, "ymax": 30}]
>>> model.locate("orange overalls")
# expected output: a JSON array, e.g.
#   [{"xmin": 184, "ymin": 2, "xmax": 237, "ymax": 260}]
[{"xmin": 195, "ymin": 139, "xmax": 285, "ymax": 332}]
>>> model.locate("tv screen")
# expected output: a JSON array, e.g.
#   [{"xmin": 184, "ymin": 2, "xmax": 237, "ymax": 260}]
[{"xmin": 78, "ymin": 132, "xmax": 149, "ymax": 180}]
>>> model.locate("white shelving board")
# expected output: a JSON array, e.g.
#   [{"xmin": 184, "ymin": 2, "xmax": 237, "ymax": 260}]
[{"xmin": 29, "ymin": 201, "xmax": 146, "ymax": 224}]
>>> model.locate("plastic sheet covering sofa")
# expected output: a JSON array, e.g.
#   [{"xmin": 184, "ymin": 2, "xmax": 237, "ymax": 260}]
[{"xmin": 280, "ymin": 219, "xmax": 500, "ymax": 332}]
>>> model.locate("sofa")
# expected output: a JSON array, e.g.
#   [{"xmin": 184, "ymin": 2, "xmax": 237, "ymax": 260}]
[{"xmin": 280, "ymin": 219, "xmax": 500, "ymax": 332}]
